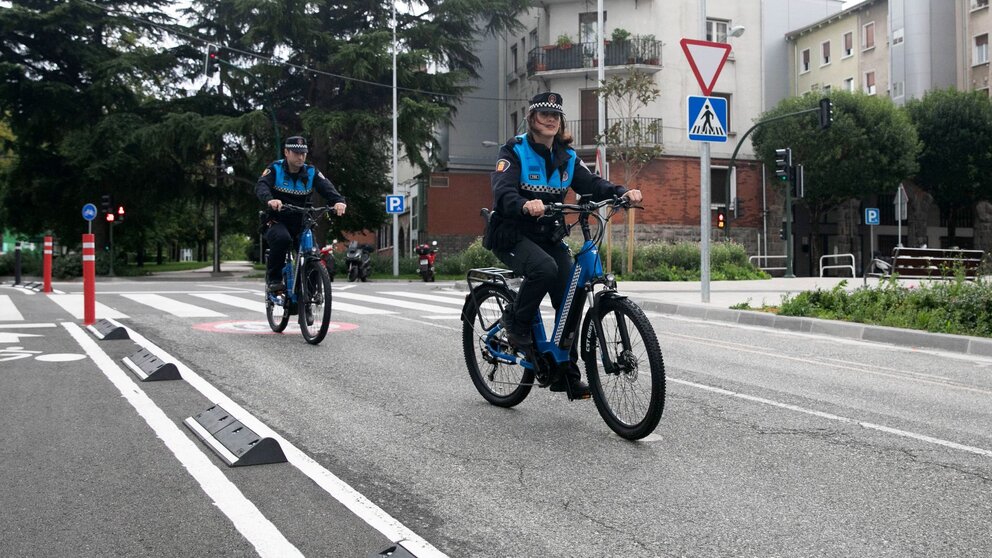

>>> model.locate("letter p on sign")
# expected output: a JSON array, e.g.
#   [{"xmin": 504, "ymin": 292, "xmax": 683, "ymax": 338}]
[{"xmin": 386, "ymin": 195, "xmax": 405, "ymax": 214}]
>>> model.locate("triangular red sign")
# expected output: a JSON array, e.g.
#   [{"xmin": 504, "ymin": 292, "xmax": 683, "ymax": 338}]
[{"xmin": 680, "ymin": 38, "xmax": 732, "ymax": 96}]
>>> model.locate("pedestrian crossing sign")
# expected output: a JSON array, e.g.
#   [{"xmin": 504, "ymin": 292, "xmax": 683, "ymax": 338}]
[{"xmin": 687, "ymin": 95, "xmax": 728, "ymax": 143}]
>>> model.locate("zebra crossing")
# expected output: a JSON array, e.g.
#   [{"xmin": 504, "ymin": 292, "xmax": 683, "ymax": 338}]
[{"xmin": 0, "ymin": 286, "xmax": 479, "ymax": 323}]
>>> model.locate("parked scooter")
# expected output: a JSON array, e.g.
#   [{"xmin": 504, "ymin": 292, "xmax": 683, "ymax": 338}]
[
  {"xmin": 345, "ymin": 240, "xmax": 373, "ymax": 282},
  {"xmin": 319, "ymin": 238, "xmax": 338, "ymax": 282},
  {"xmin": 415, "ymin": 240, "xmax": 439, "ymax": 282}
]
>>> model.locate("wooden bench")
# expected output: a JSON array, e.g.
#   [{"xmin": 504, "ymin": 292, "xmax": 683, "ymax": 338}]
[{"xmin": 868, "ymin": 247, "xmax": 985, "ymax": 280}]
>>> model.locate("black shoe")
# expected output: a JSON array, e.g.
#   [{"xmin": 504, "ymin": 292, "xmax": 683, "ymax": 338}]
[
  {"xmin": 550, "ymin": 377, "xmax": 592, "ymax": 400},
  {"xmin": 267, "ymin": 282, "xmax": 286, "ymax": 293},
  {"xmin": 500, "ymin": 309, "xmax": 533, "ymax": 351}
]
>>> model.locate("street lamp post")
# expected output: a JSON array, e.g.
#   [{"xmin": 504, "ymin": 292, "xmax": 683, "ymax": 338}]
[
  {"xmin": 391, "ymin": 2, "xmax": 399, "ymax": 276},
  {"xmin": 699, "ymin": 0, "xmax": 711, "ymax": 303}
]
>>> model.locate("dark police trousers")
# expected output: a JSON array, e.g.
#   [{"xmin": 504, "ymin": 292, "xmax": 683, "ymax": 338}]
[
  {"xmin": 265, "ymin": 221, "xmax": 301, "ymax": 284},
  {"xmin": 494, "ymin": 236, "xmax": 582, "ymax": 381}
]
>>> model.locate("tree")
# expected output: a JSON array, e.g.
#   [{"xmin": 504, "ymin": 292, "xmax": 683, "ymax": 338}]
[
  {"xmin": 751, "ymin": 91, "xmax": 919, "ymax": 271},
  {"xmin": 596, "ymin": 69, "xmax": 663, "ymax": 273},
  {"xmin": 904, "ymin": 88, "xmax": 992, "ymax": 245}
]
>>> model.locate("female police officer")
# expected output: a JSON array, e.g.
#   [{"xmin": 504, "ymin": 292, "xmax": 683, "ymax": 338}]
[
  {"xmin": 489, "ymin": 92, "xmax": 643, "ymax": 399},
  {"xmin": 256, "ymin": 136, "xmax": 347, "ymax": 292}
]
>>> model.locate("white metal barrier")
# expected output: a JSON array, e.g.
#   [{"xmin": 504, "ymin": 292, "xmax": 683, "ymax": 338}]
[
  {"xmin": 820, "ymin": 253, "xmax": 856, "ymax": 277},
  {"xmin": 749, "ymin": 255, "xmax": 786, "ymax": 273}
]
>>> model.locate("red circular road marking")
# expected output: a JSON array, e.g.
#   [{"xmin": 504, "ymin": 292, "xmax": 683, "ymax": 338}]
[{"xmin": 193, "ymin": 320, "xmax": 359, "ymax": 334}]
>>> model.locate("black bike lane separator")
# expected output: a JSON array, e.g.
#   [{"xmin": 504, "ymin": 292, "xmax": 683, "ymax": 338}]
[
  {"xmin": 112, "ymin": 318, "xmax": 449, "ymax": 558},
  {"xmin": 63, "ymin": 320, "xmax": 305, "ymax": 557}
]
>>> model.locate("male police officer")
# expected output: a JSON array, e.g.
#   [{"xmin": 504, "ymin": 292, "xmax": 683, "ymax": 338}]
[{"xmin": 256, "ymin": 136, "xmax": 347, "ymax": 292}]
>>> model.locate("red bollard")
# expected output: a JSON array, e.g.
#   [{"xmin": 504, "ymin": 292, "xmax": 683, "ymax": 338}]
[
  {"xmin": 82, "ymin": 234, "xmax": 96, "ymax": 325},
  {"xmin": 43, "ymin": 236, "xmax": 53, "ymax": 293}
]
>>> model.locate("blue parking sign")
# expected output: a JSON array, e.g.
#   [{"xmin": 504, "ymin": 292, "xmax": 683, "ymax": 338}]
[
  {"xmin": 386, "ymin": 195, "xmax": 405, "ymax": 214},
  {"xmin": 865, "ymin": 207, "xmax": 880, "ymax": 226}
]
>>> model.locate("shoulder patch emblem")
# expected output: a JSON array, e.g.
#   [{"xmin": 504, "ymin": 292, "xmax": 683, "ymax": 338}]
[
  {"xmin": 496, "ymin": 159, "xmax": 511, "ymax": 173},
  {"xmin": 261, "ymin": 168, "xmax": 271, "ymax": 177},
  {"xmin": 561, "ymin": 171, "xmax": 568, "ymax": 182}
]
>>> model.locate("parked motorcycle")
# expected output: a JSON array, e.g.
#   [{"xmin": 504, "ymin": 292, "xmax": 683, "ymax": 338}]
[
  {"xmin": 345, "ymin": 240, "xmax": 373, "ymax": 282},
  {"xmin": 415, "ymin": 240, "xmax": 439, "ymax": 282},
  {"xmin": 319, "ymin": 238, "xmax": 338, "ymax": 282}
]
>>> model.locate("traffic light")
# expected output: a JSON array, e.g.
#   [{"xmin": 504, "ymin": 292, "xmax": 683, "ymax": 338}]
[
  {"xmin": 716, "ymin": 209, "xmax": 726, "ymax": 229},
  {"xmin": 105, "ymin": 212, "xmax": 115, "ymax": 223},
  {"xmin": 819, "ymin": 97, "xmax": 833, "ymax": 130},
  {"xmin": 774, "ymin": 148, "xmax": 792, "ymax": 182},
  {"xmin": 204, "ymin": 44, "xmax": 220, "ymax": 76},
  {"xmin": 116, "ymin": 205, "xmax": 125, "ymax": 223},
  {"xmin": 100, "ymin": 194, "xmax": 113, "ymax": 214}
]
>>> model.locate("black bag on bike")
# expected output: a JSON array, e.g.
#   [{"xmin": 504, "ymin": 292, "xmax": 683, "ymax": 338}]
[{"xmin": 481, "ymin": 208, "xmax": 500, "ymax": 251}]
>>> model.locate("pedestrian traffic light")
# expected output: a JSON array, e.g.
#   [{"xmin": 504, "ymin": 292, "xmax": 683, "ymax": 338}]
[
  {"xmin": 716, "ymin": 209, "xmax": 726, "ymax": 229},
  {"xmin": 100, "ymin": 194, "xmax": 113, "ymax": 214},
  {"xmin": 116, "ymin": 205, "xmax": 125, "ymax": 223},
  {"xmin": 774, "ymin": 148, "xmax": 792, "ymax": 182},
  {"xmin": 819, "ymin": 98, "xmax": 833, "ymax": 130},
  {"xmin": 105, "ymin": 212, "xmax": 115, "ymax": 223}
]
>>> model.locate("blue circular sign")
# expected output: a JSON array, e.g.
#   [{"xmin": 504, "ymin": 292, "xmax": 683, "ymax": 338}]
[{"xmin": 82, "ymin": 203, "xmax": 98, "ymax": 221}]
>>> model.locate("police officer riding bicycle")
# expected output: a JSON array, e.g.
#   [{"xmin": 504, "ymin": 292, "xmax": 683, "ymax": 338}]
[
  {"xmin": 489, "ymin": 92, "xmax": 643, "ymax": 399},
  {"xmin": 256, "ymin": 136, "xmax": 347, "ymax": 293}
]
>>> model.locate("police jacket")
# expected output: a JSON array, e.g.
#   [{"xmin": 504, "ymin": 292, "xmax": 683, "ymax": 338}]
[
  {"xmin": 255, "ymin": 160, "xmax": 346, "ymax": 227},
  {"xmin": 491, "ymin": 134, "xmax": 626, "ymax": 242}
]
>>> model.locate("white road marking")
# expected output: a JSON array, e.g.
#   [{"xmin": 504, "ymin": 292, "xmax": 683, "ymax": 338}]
[
  {"xmin": 0, "ymin": 323, "xmax": 56, "ymax": 329},
  {"xmin": 62, "ymin": 322, "xmax": 303, "ymax": 557},
  {"xmin": 331, "ymin": 301, "xmax": 396, "ymax": 315},
  {"xmin": 380, "ymin": 291, "xmax": 466, "ymax": 306},
  {"xmin": 46, "ymin": 294, "xmax": 128, "ymax": 319},
  {"xmin": 333, "ymin": 292, "xmax": 459, "ymax": 314},
  {"xmin": 115, "ymin": 320, "xmax": 448, "ymax": 558},
  {"xmin": 672, "ymin": 377, "xmax": 992, "ymax": 458},
  {"xmin": 192, "ymin": 293, "xmax": 262, "ymax": 312},
  {"xmin": 122, "ymin": 294, "xmax": 227, "ymax": 318},
  {"xmin": 0, "ymin": 295, "xmax": 24, "ymax": 321}
]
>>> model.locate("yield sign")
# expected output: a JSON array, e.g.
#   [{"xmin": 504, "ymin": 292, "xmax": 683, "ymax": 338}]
[{"xmin": 680, "ymin": 38, "xmax": 732, "ymax": 96}]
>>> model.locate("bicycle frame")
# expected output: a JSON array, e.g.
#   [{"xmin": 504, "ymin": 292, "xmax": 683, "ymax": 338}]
[
  {"xmin": 472, "ymin": 200, "xmax": 621, "ymax": 371},
  {"xmin": 266, "ymin": 207, "xmax": 323, "ymax": 308}
]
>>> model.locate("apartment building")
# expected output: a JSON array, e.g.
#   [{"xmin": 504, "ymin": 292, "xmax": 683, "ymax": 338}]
[
  {"xmin": 959, "ymin": 0, "xmax": 992, "ymax": 95},
  {"xmin": 425, "ymin": 0, "xmax": 844, "ymax": 256}
]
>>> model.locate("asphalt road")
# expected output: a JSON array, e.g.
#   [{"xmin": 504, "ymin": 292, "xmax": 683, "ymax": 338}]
[{"xmin": 1, "ymin": 278, "xmax": 990, "ymax": 557}]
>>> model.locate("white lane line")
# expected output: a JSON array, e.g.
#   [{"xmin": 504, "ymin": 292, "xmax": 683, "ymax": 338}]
[
  {"xmin": 333, "ymin": 292, "xmax": 459, "ymax": 314},
  {"xmin": 331, "ymin": 301, "xmax": 396, "ymax": 315},
  {"xmin": 62, "ymin": 322, "xmax": 303, "ymax": 557},
  {"xmin": 380, "ymin": 291, "xmax": 466, "ymax": 306},
  {"xmin": 0, "ymin": 295, "xmax": 24, "ymax": 321},
  {"xmin": 192, "ymin": 293, "xmax": 262, "ymax": 312},
  {"xmin": 0, "ymin": 323, "xmax": 56, "ymax": 329},
  {"xmin": 672, "ymin": 377, "xmax": 992, "ymax": 458},
  {"xmin": 47, "ymin": 294, "xmax": 128, "ymax": 319},
  {"xmin": 122, "ymin": 294, "xmax": 227, "ymax": 318},
  {"xmin": 116, "ymin": 320, "xmax": 447, "ymax": 558}
]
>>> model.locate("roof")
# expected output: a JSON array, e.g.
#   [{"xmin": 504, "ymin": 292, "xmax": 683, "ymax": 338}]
[{"xmin": 785, "ymin": 0, "xmax": 882, "ymax": 40}]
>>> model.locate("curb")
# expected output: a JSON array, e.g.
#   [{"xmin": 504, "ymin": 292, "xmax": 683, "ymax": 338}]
[{"xmin": 630, "ymin": 296, "xmax": 992, "ymax": 358}]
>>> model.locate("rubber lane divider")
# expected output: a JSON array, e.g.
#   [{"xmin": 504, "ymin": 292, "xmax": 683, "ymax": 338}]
[
  {"xmin": 87, "ymin": 318, "xmax": 129, "ymax": 340},
  {"xmin": 121, "ymin": 346, "xmax": 181, "ymax": 382},
  {"xmin": 184, "ymin": 404, "xmax": 287, "ymax": 467},
  {"xmin": 368, "ymin": 543, "xmax": 418, "ymax": 557}
]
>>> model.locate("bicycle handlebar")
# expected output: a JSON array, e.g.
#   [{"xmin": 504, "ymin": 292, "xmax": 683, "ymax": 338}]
[{"xmin": 278, "ymin": 204, "xmax": 334, "ymax": 214}]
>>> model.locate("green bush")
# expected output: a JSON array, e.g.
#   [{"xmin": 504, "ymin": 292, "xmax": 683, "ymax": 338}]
[
  {"xmin": 778, "ymin": 277, "xmax": 992, "ymax": 338},
  {"xmin": 0, "ymin": 251, "xmax": 42, "ymax": 276}
]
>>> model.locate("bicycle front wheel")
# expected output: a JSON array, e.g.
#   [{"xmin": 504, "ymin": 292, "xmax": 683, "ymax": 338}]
[
  {"xmin": 461, "ymin": 285, "xmax": 533, "ymax": 407},
  {"xmin": 266, "ymin": 292, "xmax": 290, "ymax": 333},
  {"xmin": 582, "ymin": 297, "xmax": 665, "ymax": 440},
  {"xmin": 299, "ymin": 260, "xmax": 332, "ymax": 345}
]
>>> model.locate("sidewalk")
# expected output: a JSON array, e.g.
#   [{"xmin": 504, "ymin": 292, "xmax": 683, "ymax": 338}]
[{"xmin": 131, "ymin": 260, "xmax": 258, "ymax": 281}]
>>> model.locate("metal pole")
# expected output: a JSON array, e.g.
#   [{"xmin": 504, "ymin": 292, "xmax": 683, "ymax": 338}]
[
  {"xmin": 785, "ymin": 173, "xmax": 795, "ymax": 278},
  {"xmin": 391, "ymin": 1, "xmax": 399, "ymax": 276},
  {"xmin": 108, "ymin": 218, "xmax": 114, "ymax": 277},
  {"xmin": 699, "ymin": 0, "xmax": 710, "ymax": 302},
  {"xmin": 597, "ymin": 0, "xmax": 609, "ymax": 273}
]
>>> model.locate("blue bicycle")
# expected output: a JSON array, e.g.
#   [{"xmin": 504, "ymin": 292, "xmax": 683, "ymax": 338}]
[
  {"xmin": 264, "ymin": 204, "xmax": 334, "ymax": 345},
  {"xmin": 461, "ymin": 198, "xmax": 666, "ymax": 440}
]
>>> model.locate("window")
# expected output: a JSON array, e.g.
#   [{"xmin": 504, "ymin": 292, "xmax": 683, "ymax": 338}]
[
  {"xmin": 529, "ymin": 30, "xmax": 538, "ymax": 52},
  {"xmin": 892, "ymin": 81, "xmax": 904, "ymax": 97},
  {"xmin": 972, "ymin": 0, "xmax": 989, "ymax": 10},
  {"xmin": 975, "ymin": 34, "xmax": 989, "ymax": 65},
  {"xmin": 863, "ymin": 22, "xmax": 875, "ymax": 49},
  {"xmin": 801, "ymin": 48, "xmax": 811, "ymax": 73},
  {"xmin": 510, "ymin": 111, "xmax": 518, "ymax": 135},
  {"xmin": 823, "ymin": 84, "xmax": 832, "ymax": 93},
  {"xmin": 707, "ymin": 19, "xmax": 729, "ymax": 43},
  {"xmin": 510, "ymin": 44, "xmax": 518, "ymax": 71},
  {"xmin": 579, "ymin": 12, "xmax": 604, "ymax": 45},
  {"xmin": 865, "ymin": 71, "xmax": 876, "ymax": 95},
  {"xmin": 712, "ymin": 92, "xmax": 731, "ymax": 132},
  {"xmin": 892, "ymin": 28, "xmax": 904, "ymax": 46},
  {"xmin": 843, "ymin": 32, "xmax": 853, "ymax": 56},
  {"xmin": 844, "ymin": 77, "xmax": 854, "ymax": 91},
  {"xmin": 821, "ymin": 41, "xmax": 831, "ymax": 65}
]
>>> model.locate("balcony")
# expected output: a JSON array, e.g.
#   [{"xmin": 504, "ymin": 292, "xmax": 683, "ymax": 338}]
[
  {"xmin": 565, "ymin": 117, "xmax": 663, "ymax": 149},
  {"xmin": 527, "ymin": 37, "xmax": 663, "ymax": 77}
]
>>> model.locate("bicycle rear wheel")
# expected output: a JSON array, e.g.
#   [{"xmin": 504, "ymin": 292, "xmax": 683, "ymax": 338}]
[
  {"xmin": 582, "ymin": 297, "xmax": 665, "ymax": 440},
  {"xmin": 299, "ymin": 260, "xmax": 332, "ymax": 345},
  {"xmin": 266, "ymin": 292, "xmax": 290, "ymax": 333},
  {"xmin": 461, "ymin": 284, "xmax": 533, "ymax": 407}
]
